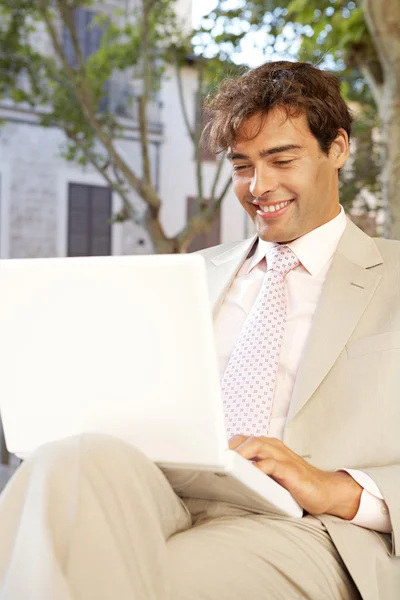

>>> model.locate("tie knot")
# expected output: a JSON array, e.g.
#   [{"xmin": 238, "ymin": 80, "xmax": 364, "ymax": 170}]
[{"xmin": 266, "ymin": 244, "xmax": 299, "ymax": 278}]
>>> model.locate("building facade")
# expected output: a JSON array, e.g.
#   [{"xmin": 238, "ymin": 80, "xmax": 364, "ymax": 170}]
[{"xmin": 0, "ymin": 0, "xmax": 249, "ymax": 262}]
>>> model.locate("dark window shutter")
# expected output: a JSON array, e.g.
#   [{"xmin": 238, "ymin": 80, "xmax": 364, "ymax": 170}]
[
  {"xmin": 90, "ymin": 186, "xmax": 112, "ymax": 256},
  {"xmin": 187, "ymin": 197, "xmax": 221, "ymax": 252},
  {"xmin": 68, "ymin": 184, "xmax": 91, "ymax": 256},
  {"xmin": 68, "ymin": 184, "xmax": 112, "ymax": 257}
]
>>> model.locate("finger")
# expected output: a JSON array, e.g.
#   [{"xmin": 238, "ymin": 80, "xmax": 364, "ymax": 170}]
[
  {"xmin": 252, "ymin": 437, "xmax": 307, "ymax": 464},
  {"xmin": 255, "ymin": 458, "xmax": 303, "ymax": 491},
  {"xmin": 228, "ymin": 435, "xmax": 249, "ymax": 450},
  {"xmin": 253, "ymin": 457, "xmax": 279, "ymax": 477},
  {"xmin": 254, "ymin": 458, "xmax": 296, "ymax": 488},
  {"xmin": 234, "ymin": 437, "xmax": 279, "ymax": 461}
]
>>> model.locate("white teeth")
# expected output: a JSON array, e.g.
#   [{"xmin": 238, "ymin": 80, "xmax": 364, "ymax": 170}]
[{"xmin": 260, "ymin": 200, "xmax": 292, "ymax": 213}]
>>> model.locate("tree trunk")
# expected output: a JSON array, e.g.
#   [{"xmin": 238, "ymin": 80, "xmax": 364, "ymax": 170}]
[
  {"xmin": 363, "ymin": 0, "xmax": 400, "ymax": 238},
  {"xmin": 379, "ymin": 80, "xmax": 400, "ymax": 239},
  {"xmin": 144, "ymin": 210, "xmax": 179, "ymax": 253}
]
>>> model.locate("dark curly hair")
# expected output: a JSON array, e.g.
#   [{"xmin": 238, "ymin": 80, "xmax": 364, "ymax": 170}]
[{"xmin": 204, "ymin": 61, "xmax": 353, "ymax": 155}]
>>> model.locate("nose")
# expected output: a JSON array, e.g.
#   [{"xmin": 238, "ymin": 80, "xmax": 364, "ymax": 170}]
[{"xmin": 249, "ymin": 167, "xmax": 279, "ymax": 198}]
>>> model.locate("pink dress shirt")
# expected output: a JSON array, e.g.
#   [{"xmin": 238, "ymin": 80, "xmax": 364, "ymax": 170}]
[{"xmin": 214, "ymin": 207, "xmax": 392, "ymax": 533}]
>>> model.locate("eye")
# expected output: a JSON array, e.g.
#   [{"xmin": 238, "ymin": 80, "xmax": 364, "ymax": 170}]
[
  {"xmin": 232, "ymin": 164, "xmax": 251, "ymax": 172},
  {"xmin": 273, "ymin": 160, "xmax": 293, "ymax": 166}
]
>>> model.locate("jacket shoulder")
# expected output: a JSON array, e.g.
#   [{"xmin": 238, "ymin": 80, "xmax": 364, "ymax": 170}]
[
  {"xmin": 373, "ymin": 237, "xmax": 400, "ymax": 260},
  {"xmin": 373, "ymin": 237, "xmax": 400, "ymax": 250}
]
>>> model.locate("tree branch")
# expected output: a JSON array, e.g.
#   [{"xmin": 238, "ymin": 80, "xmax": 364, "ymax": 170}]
[
  {"xmin": 174, "ymin": 49, "xmax": 195, "ymax": 142},
  {"xmin": 359, "ymin": 62, "xmax": 383, "ymax": 108},
  {"xmin": 176, "ymin": 175, "xmax": 231, "ymax": 252},
  {"xmin": 138, "ymin": 0, "xmax": 152, "ymax": 186},
  {"xmin": 194, "ymin": 61, "xmax": 205, "ymax": 207},
  {"xmin": 216, "ymin": 175, "xmax": 232, "ymax": 206},
  {"xmin": 65, "ymin": 128, "xmax": 137, "ymax": 221},
  {"xmin": 210, "ymin": 153, "xmax": 226, "ymax": 202},
  {"xmin": 57, "ymin": 1, "xmax": 87, "ymax": 74},
  {"xmin": 363, "ymin": 0, "xmax": 400, "ymax": 77},
  {"xmin": 349, "ymin": 43, "xmax": 385, "ymax": 107},
  {"xmin": 37, "ymin": 0, "xmax": 161, "ymax": 211},
  {"xmin": 138, "ymin": 95, "xmax": 152, "ymax": 186}
]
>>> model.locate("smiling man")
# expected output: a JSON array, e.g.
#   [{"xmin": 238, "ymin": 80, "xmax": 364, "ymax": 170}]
[
  {"xmin": 228, "ymin": 109, "xmax": 348, "ymax": 243},
  {"xmin": 0, "ymin": 61, "xmax": 399, "ymax": 600},
  {"xmin": 201, "ymin": 61, "xmax": 399, "ymax": 598}
]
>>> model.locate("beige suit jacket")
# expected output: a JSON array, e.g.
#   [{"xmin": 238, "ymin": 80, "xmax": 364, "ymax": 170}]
[{"xmin": 198, "ymin": 218, "xmax": 400, "ymax": 600}]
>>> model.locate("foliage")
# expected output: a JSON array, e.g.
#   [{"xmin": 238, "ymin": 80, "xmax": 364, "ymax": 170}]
[
  {"xmin": 0, "ymin": 0, "xmax": 234, "ymax": 252},
  {"xmin": 337, "ymin": 68, "xmax": 382, "ymax": 214},
  {"xmin": 0, "ymin": 0, "xmax": 388, "ymax": 246},
  {"xmin": 195, "ymin": 0, "xmax": 378, "ymax": 80},
  {"xmin": 194, "ymin": 0, "xmax": 383, "ymax": 220}
]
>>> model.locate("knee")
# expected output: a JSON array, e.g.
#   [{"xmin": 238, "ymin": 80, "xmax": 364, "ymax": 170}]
[
  {"xmin": 20, "ymin": 434, "xmax": 157, "ymax": 492},
  {"xmin": 26, "ymin": 433, "xmax": 144, "ymax": 471}
]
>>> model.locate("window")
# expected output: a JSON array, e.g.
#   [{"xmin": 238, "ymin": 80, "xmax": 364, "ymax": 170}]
[
  {"xmin": 68, "ymin": 183, "xmax": 112, "ymax": 256},
  {"xmin": 63, "ymin": 8, "xmax": 109, "ymax": 110},
  {"xmin": 63, "ymin": 8, "xmax": 104, "ymax": 65},
  {"xmin": 187, "ymin": 197, "xmax": 221, "ymax": 252}
]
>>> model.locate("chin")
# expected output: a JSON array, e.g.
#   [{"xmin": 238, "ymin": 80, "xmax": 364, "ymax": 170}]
[
  {"xmin": 257, "ymin": 225, "xmax": 290, "ymax": 244},
  {"xmin": 256, "ymin": 216, "xmax": 304, "ymax": 243}
]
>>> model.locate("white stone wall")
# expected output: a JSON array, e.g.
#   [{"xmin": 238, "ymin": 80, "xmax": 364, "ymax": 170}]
[
  {"xmin": 0, "ymin": 116, "xmax": 158, "ymax": 258},
  {"xmin": 0, "ymin": 122, "xmax": 62, "ymax": 258}
]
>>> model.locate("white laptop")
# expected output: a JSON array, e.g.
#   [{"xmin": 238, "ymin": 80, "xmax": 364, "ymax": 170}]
[{"xmin": 0, "ymin": 254, "xmax": 302, "ymax": 517}]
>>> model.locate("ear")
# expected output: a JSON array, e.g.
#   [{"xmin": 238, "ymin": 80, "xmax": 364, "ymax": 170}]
[{"xmin": 330, "ymin": 128, "xmax": 350, "ymax": 169}]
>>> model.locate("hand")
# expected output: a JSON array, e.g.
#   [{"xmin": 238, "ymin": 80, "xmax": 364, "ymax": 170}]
[{"xmin": 229, "ymin": 435, "xmax": 363, "ymax": 519}]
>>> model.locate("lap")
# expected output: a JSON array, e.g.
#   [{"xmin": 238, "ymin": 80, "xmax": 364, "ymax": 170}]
[
  {"xmin": 0, "ymin": 434, "xmax": 192, "ymax": 600},
  {"xmin": 0, "ymin": 435, "xmax": 361, "ymax": 600},
  {"xmin": 168, "ymin": 507, "xmax": 361, "ymax": 600}
]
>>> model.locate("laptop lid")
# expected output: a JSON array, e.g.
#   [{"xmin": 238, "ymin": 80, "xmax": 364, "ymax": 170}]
[{"xmin": 0, "ymin": 255, "xmax": 227, "ymax": 467}]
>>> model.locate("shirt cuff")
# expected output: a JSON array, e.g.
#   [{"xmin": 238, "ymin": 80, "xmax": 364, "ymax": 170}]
[{"xmin": 340, "ymin": 468, "xmax": 392, "ymax": 533}]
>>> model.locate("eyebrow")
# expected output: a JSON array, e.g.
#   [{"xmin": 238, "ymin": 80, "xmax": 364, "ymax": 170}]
[{"xmin": 227, "ymin": 144, "xmax": 303, "ymax": 161}]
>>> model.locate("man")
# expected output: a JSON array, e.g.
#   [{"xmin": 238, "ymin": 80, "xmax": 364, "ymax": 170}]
[{"xmin": 0, "ymin": 61, "xmax": 399, "ymax": 600}]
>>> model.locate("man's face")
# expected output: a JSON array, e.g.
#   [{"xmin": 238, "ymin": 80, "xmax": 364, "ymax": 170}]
[{"xmin": 229, "ymin": 109, "xmax": 349, "ymax": 243}]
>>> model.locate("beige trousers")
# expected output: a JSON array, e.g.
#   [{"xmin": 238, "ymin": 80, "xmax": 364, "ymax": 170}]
[{"xmin": 0, "ymin": 435, "xmax": 360, "ymax": 600}]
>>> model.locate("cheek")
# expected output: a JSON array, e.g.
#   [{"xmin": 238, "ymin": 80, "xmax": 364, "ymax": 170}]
[
  {"xmin": 283, "ymin": 170, "xmax": 307, "ymax": 191},
  {"xmin": 288, "ymin": 177, "xmax": 318, "ymax": 205},
  {"xmin": 233, "ymin": 178, "xmax": 250, "ymax": 202}
]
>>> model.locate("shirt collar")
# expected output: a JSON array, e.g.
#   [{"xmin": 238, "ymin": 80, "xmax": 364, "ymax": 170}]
[{"xmin": 245, "ymin": 206, "xmax": 347, "ymax": 276}]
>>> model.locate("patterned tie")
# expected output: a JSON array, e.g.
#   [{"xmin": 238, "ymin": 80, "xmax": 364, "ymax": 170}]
[{"xmin": 222, "ymin": 244, "xmax": 300, "ymax": 438}]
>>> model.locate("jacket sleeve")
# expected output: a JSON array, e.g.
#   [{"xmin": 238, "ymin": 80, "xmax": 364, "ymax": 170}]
[
  {"xmin": 340, "ymin": 469, "xmax": 391, "ymax": 532},
  {"xmin": 360, "ymin": 464, "xmax": 400, "ymax": 557}
]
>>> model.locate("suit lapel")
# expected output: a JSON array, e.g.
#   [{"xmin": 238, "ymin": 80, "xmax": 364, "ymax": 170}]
[
  {"xmin": 287, "ymin": 220, "xmax": 383, "ymax": 421},
  {"xmin": 206, "ymin": 222, "xmax": 384, "ymax": 422},
  {"xmin": 209, "ymin": 236, "xmax": 257, "ymax": 317}
]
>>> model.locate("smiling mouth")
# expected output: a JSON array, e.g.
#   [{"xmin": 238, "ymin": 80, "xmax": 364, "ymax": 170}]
[{"xmin": 254, "ymin": 199, "xmax": 294, "ymax": 214}]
